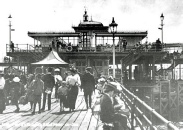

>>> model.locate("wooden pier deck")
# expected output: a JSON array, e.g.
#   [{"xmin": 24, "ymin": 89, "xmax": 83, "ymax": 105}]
[{"xmin": 0, "ymin": 92, "xmax": 102, "ymax": 130}]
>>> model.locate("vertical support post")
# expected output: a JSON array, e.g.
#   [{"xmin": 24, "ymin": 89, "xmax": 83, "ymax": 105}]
[
  {"xmin": 179, "ymin": 64, "xmax": 181, "ymax": 80},
  {"xmin": 113, "ymin": 33, "xmax": 115, "ymax": 79},
  {"xmin": 131, "ymin": 97, "xmax": 135, "ymax": 129},
  {"xmin": 34, "ymin": 39, "xmax": 35, "ymax": 47},
  {"xmin": 168, "ymin": 81, "xmax": 171, "ymax": 120},
  {"xmin": 9, "ymin": 20, "xmax": 11, "ymax": 45},
  {"xmin": 129, "ymin": 64, "xmax": 132, "ymax": 81},
  {"xmin": 152, "ymin": 56, "xmax": 155, "ymax": 81},
  {"xmin": 17, "ymin": 56, "xmax": 20, "ymax": 70},
  {"xmin": 120, "ymin": 59, "xmax": 123, "ymax": 84},
  {"xmin": 95, "ymin": 34, "xmax": 97, "ymax": 52}
]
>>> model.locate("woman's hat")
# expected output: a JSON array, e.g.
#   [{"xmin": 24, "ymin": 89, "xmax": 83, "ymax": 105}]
[
  {"xmin": 54, "ymin": 68, "xmax": 60, "ymax": 72},
  {"xmin": 13, "ymin": 77, "xmax": 20, "ymax": 82},
  {"xmin": 70, "ymin": 67, "xmax": 76, "ymax": 73},
  {"xmin": 98, "ymin": 77, "xmax": 106, "ymax": 83},
  {"xmin": 104, "ymin": 82, "xmax": 119, "ymax": 93},
  {"xmin": 107, "ymin": 76, "xmax": 114, "ymax": 82},
  {"xmin": 85, "ymin": 67, "xmax": 92, "ymax": 72},
  {"xmin": 47, "ymin": 67, "xmax": 52, "ymax": 72}
]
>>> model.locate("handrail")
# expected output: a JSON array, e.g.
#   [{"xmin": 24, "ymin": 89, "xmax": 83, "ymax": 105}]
[
  {"xmin": 6, "ymin": 43, "xmax": 182, "ymax": 54},
  {"xmin": 119, "ymin": 82, "xmax": 179, "ymax": 130}
]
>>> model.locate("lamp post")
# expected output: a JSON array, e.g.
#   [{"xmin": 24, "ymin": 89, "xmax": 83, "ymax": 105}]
[
  {"xmin": 158, "ymin": 13, "xmax": 164, "ymax": 47},
  {"xmin": 109, "ymin": 17, "xmax": 118, "ymax": 79},
  {"xmin": 8, "ymin": 15, "xmax": 12, "ymax": 45}
]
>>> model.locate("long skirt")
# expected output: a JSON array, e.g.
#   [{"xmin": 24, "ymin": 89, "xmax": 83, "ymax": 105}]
[
  {"xmin": 0, "ymin": 90, "xmax": 6, "ymax": 112},
  {"xmin": 67, "ymin": 86, "xmax": 78, "ymax": 110}
]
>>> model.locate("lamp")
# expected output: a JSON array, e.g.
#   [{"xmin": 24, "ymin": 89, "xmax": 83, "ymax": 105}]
[
  {"xmin": 109, "ymin": 17, "xmax": 118, "ymax": 78},
  {"xmin": 159, "ymin": 13, "xmax": 164, "ymax": 50}
]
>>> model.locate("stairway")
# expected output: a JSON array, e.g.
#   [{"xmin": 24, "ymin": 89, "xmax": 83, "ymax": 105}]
[
  {"xmin": 29, "ymin": 51, "xmax": 44, "ymax": 62},
  {"xmin": 122, "ymin": 50, "xmax": 142, "ymax": 66}
]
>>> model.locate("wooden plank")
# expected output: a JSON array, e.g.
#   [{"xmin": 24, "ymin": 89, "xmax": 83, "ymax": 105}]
[
  {"xmin": 61, "ymin": 97, "xmax": 86, "ymax": 130},
  {"xmin": 69, "ymin": 110, "xmax": 88, "ymax": 130},
  {"xmin": 26, "ymin": 102, "xmax": 59, "ymax": 130},
  {"xmin": 78, "ymin": 109, "xmax": 92, "ymax": 130},
  {"xmin": 0, "ymin": 98, "xmax": 56, "ymax": 129},
  {"xmin": 0, "ymin": 104, "xmax": 29, "ymax": 121},
  {"xmin": 17, "ymin": 101, "xmax": 59, "ymax": 130},
  {"xmin": 0, "ymin": 92, "xmax": 108, "ymax": 130},
  {"xmin": 39, "ymin": 104, "xmax": 65, "ymax": 130},
  {"xmin": 88, "ymin": 114, "xmax": 99, "ymax": 130},
  {"xmin": 6, "ymin": 101, "xmax": 58, "ymax": 130},
  {"xmin": 0, "ymin": 104, "xmax": 31, "ymax": 129},
  {"xmin": 87, "ymin": 92, "xmax": 101, "ymax": 130},
  {"xmin": 50, "ymin": 96, "xmax": 84, "ymax": 130}
]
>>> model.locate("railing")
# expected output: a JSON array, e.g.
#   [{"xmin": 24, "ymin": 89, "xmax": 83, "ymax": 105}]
[
  {"xmin": 6, "ymin": 43, "xmax": 182, "ymax": 54},
  {"xmin": 120, "ymin": 83, "xmax": 179, "ymax": 130}
]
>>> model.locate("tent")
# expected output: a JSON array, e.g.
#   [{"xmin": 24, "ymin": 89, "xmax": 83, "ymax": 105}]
[{"xmin": 31, "ymin": 50, "xmax": 68, "ymax": 67}]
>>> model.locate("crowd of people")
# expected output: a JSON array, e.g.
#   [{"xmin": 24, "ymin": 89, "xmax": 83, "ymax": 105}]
[
  {"xmin": 0, "ymin": 66, "xmax": 129, "ymax": 129},
  {"xmin": 0, "ymin": 67, "xmax": 95, "ymax": 114}
]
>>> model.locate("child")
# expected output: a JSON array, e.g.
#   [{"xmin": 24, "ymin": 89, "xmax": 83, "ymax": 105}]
[
  {"xmin": 32, "ymin": 74, "xmax": 44, "ymax": 114},
  {"xmin": 57, "ymin": 81, "xmax": 69, "ymax": 112}
]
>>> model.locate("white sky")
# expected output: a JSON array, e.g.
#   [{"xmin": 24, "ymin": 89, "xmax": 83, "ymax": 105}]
[{"xmin": 0, "ymin": 0, "xmax": 183, "ymax": 58}]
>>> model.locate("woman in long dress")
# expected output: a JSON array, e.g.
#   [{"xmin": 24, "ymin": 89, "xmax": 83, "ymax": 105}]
[
  {"xmin": 66, "ymin": 68, "xmax": 81, "ymax": 111},
  {"xmin": 10, "ymin": 76, "xmax": 22, "ymax": 112}
]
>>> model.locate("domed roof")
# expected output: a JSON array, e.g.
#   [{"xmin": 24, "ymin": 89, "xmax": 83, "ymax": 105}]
[{"xmin": 79, "ymin": 20, "xmax": 103, "ymax": 27}]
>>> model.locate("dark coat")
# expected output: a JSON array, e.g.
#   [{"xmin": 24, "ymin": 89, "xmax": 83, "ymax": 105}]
[
  {"xmin": 100, "ymin": 93, "xmax": 115, "ymax": 123},
  {"xmin": 42, "ymin": 73, "xmax": 55, "ymax": 91},
  {"xmin": 0, "ymin": 90, "xmax": 5, "ymax": 112},
  {"xmin": 82, "ymin": 72, "xmax": 95, "ymax": 93},
  {"xmin": 10, "ymin": 81, "xmax": 22, "ymax": 104}
]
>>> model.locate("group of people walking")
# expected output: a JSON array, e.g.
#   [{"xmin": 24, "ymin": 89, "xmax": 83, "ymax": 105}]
[
  {"xmin": 0, "ymin": 66, "xmax": 96, "ymax": 115},
  {"xmin": 0, "ymin": 66, "xmax": 129, "ymax": 129}
]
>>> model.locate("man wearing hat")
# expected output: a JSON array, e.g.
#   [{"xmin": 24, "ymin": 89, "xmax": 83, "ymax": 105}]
[
  {"xmin": 100, "ymin": 82, "xmax": 127, "ymax": 130},
  {"xmin": 82, "ymin": 67, "xmax": 95, "ymax": 109},
  {"xmin": 41, "ymin": 67, "xmax": 55, "ymax": 111}
]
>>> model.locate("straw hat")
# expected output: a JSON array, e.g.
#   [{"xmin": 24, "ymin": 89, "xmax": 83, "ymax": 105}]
[
  {"xmin": 13, "ymin": 77, "xmax": 20, "ymax": 82},
  {"xmin": 54, "ymin": 68, "xmax": 60, "ymax": 72}
]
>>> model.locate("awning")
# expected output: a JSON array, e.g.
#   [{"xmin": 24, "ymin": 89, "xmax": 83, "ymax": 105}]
[{"xmin": 31, "ymin": 49, "xmax": 68, "ymax": 67}]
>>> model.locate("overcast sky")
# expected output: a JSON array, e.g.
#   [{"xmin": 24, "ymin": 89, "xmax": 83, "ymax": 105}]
[{"xmin": 0, "ymin": 0, "xmax": 183, "ymax": 57}]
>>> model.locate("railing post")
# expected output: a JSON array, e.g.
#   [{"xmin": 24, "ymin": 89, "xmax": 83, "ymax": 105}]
[
  {"xmin": 131, "ymin": 97, "xmax": 135, "ymax": 129},
  {"xmin": 27, "ymin": 44, "xmax": 28, "ymax": 52}
]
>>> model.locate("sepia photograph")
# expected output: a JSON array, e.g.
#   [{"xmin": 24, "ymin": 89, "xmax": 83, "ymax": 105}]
[{"xmin": 0, "ymin": 0, "xmax": 183, "ymax": 129}]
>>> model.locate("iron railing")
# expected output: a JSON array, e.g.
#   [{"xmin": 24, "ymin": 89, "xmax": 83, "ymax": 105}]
[
  {"xmin": 120, "ymin": 83, "xmax": 179, "ymax": 130},
  {"xmin": 7, "ymin": 43, "xmax": 181, "ymax": 53}
]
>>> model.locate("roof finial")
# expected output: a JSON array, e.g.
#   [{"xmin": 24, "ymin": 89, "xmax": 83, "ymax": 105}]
[
  {"xmin": 83, "ymin": 6, "xmax": 88, "ymax": 22},
  {"xmin": 91, "ymin": 15, "xmax": 93, "ymax": 21}
]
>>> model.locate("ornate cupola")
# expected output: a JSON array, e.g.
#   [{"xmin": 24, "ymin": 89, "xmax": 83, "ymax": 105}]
[{"xmin": 83, "ymin": 9, "xmax": 88, "ymax": 22}]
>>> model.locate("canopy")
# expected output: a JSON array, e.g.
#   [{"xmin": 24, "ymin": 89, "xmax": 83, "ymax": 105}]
[{"xmin": 31, "ymin": 50, "xmax": 68, "ymax": 67}]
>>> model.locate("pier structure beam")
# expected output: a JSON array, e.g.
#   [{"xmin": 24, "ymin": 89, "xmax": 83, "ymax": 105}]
[
  {"xmin": 152, "ymin": 56, "xmax": 155, "ymax": 81},
  {"xmin": 129, "ymin": 64, "xmax": 132, "ymax": 81},
  {"xmin": 179, "ymin": 64, "xmax": 181, "ymax": 80},
  {"xmin": 120, "ymin": 59, "xmax": 124, "ymax": 84},
  {"xmin": 177, "ymin": 80, "xmax": 183, "ymax": 120}
]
